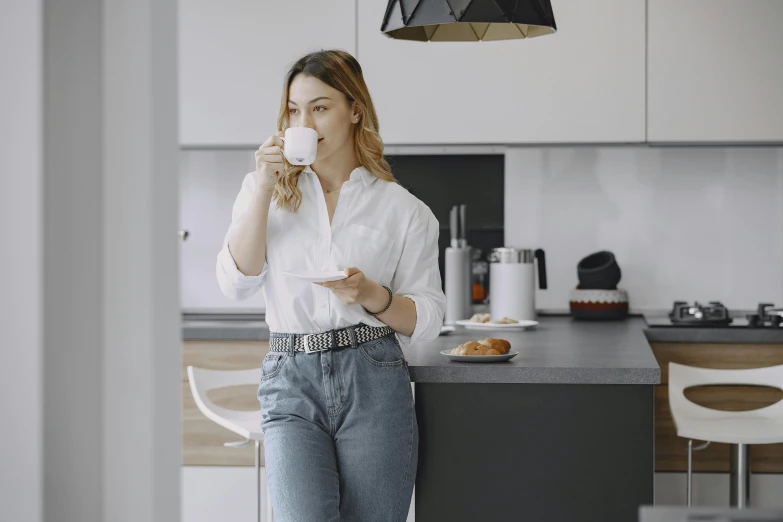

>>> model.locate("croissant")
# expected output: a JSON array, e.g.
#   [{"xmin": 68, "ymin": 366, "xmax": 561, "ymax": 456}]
[
  {"xmin": 450, "ymin": 338, "xmax": 510, "ymax": 356},
  {"xmin": 478, "ymin": 337, "xmax": 511, "ymax": 354},
  {"xmin": 489, "ymin": 316, "xmax": 519, "ymax": 324}
]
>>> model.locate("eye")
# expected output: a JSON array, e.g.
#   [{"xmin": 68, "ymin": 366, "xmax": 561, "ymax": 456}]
[
  {"xmin": 314, "ymin": 106, "xmax": 326, "ymax": 112},
  {"xmin": 288, "ymin": 107, "xmax": 298, "ymax": 115}
]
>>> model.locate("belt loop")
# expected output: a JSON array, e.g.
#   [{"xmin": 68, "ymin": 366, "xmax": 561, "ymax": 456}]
[
  {"xmin": 348, "ymin": 325, "xmax": 357, "ymax": 348},
  {"xmin": 329, "ymin": 329, "xmax": 337, "ymax": 350},
  {"xmin": 288, "ymin": 334, "xmax": 295, "ymax": 356}
]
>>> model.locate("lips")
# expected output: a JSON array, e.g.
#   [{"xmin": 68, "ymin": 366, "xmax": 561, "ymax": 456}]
[{"xmin": 318, "ymin": 138, "xmax": 324, "ymax": 143}]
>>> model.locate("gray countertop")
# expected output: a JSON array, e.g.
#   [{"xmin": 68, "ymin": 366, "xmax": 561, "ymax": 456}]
[
  {"xmin": 403, "ymin": 316, "xmax": 660, "ymax": 384},
  {"xmin": 183, "ymin": 314, "xmax": 661, "ymax": 385},
  {"xmin": 181, "ymin": 312, "xmax": 783, "ymax": 385}
]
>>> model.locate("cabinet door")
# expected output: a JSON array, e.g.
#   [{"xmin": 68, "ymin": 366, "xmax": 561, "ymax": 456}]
[
  {"xmin": 179, "ymin": 0, "xmax": 356, "ymax": 146},
  {"xmin": 357, "ymin": 0, "xmax": 645, "ymax": 144},
  {"xmin": 648, "ymin": 0, "xmax": 783, "ymax": 143}
]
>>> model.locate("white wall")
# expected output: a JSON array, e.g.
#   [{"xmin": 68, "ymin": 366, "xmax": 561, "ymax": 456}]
[
  {"xmin": 506, "ymin": 146, "xmax": 783, "ymax": 312},
  {"xmin": 180, "ymin": 146, "xmax": 783, "ymax": 312}
]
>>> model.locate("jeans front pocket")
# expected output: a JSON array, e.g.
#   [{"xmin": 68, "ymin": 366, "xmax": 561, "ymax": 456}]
[
  {"xmin": 260, "ymin": 352, "xmax": 288, "ymax": 381},
  {"xmin": 360, "ymin": 335, "xmax": 405, "ymax": 367}
]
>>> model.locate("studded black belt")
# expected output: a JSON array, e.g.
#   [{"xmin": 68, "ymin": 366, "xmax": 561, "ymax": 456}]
[{"xmin": 268, "ymin": 323, "xmax": 394, "ymax": 354}]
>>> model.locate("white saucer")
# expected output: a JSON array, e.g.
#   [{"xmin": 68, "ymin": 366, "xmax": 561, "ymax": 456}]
[
  {"xmin": 440, "ymin": 350, "xmax": 519, "ymax": 362},
  {"xmin": 282, "ymin": 270, "xmax": 348, "ymax": 283},
  {"xmin": 439, "ymin": 326, "xmax": 456, "ymax": 336},
  {"xmin": 455, "ymin": 319, "xmax": 538, "ymax": 331}
]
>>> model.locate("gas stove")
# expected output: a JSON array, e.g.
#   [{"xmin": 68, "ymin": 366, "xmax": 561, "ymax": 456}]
[
  {"xmin": 646, "ymin": 301, "xmax": 783, "ymax": 328},
  {"xmin": 747, "ymin": 303, "xmax": 783, "ymax": 328},
  {"xmin": 669, "ymin": 301, "xmax": 732, "ymax": 326}
]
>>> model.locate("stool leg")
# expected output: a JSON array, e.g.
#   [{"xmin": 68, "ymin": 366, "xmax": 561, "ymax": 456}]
[
  {"xmin": 256, "ymin": 440, "xmax": 261, "ymax": 522},
  {"xmin": 687, "ymin": 439, "xmax": 693, "ymax": 507},
  {"xmin": 730, "ymin": 443, "xmax": 750, "ymax": 509},
  {"xmin": 266, "ymin": 481, "xmax": 274, "ymax": 522}
]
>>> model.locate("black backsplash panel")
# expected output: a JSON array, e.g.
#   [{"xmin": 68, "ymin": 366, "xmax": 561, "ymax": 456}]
[{"xmin": 386, "ymin": 154, "xmax": 505, "ymax": 293}]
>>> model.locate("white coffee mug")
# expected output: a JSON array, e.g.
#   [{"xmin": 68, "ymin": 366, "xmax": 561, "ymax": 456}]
[{"xmin": 281, "ymin": 127, "xmax": 318, "ymax": 166}]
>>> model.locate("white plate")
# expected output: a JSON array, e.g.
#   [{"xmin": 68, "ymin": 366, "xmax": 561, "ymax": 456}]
[
  {"xmin": 455, "ymin": 319, "xmax": 538, "ymax": 331},
  {"xmin": 282, "ymin": 270, "xmax": 348, "ymax": 283},
  {"xmin": 439, "ymin": 326, "xmax": 456, "ymax": 336},
  {"xmin": 440, "ymin": 349, "xmax": 519, "ymax": 363}
]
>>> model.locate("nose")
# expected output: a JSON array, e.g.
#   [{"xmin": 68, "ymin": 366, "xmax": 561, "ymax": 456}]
[{"xmin": 296, "ymin": 111, "xmax": 316, "ymax": 131}]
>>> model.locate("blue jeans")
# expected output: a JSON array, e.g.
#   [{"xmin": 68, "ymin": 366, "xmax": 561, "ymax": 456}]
[{"xmin": 257, "ymin": 329, "xmax": 418, "ymax": 522}]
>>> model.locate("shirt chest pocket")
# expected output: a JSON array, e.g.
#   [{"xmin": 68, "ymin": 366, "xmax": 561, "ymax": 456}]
[{"xmin": 347, "ymin": 224, "xmax": 395, "ymax": 286}]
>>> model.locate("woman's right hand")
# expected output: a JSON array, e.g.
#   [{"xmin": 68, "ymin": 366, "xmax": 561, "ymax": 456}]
[{"xmin": 255, "ymin": 131, "xmax": 285, "ymax": 189}]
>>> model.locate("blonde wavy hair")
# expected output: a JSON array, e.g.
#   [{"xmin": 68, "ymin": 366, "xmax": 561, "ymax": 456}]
[{"xmin": 270, "ymin": 50, "xmax": 397, "ymax": 212}]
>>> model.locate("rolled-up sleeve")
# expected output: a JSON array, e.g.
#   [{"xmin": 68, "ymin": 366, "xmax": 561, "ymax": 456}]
[
  {"xmin": 392, "ymin": 200, "xmax": 447, "ymax": 348},
  {"xmin": 216, "ymin": 172, "xmax": 268, "ymax": 301}
]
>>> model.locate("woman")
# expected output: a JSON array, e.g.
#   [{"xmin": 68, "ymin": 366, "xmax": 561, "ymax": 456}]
[{"xmin": 216, "ymin": 49, "xmax": 446, "ymax": 522}]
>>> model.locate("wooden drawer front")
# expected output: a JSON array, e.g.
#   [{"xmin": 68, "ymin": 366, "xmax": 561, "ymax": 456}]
[
  {"xmin": 651, "ymin": 343, "xmax": 783, "ymax": 473},
  {"xmin": 182, "ymin": 340, "xmax": 269, "ymax": 466},
  {"xmin": 651, "ymin": 343, "xmax": 783, "ymax": 385},
  {"xmin": 182, "ymin": 340, "xmax": 269, "ymax": 381}
]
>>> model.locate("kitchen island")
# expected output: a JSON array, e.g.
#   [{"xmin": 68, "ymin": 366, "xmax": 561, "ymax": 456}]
[
  {"xmin": 181, "ymin": 314, "xmax": 660, "ymax": 521},
  {"xmin": 405, "ymin": 316, "xmax": 659, "ymax": 522}
]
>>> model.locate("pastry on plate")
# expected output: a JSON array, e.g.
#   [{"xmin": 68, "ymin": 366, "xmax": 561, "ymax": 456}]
[
  {"xmin": 450, "ymin": 337, "xmax": 511, "ymax": 356},
  {"xmin": 469, "ymin": 312, "xmax": 491, "ymax": 323},
  {"xmin": 489, "ymin": 316, "xmax": 519, "ymax": 324}
]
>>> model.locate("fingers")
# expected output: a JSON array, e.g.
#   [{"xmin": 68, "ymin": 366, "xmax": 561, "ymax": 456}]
[
  {"xmin": 260, "ymin": 154, "xmax": 284, "ymax": 163},
  {"xmin": 256, "ymin": 145, "xmax": 282, "ymax": 156},
  {"xmin": 259, "ymin": 134, "xmax": 285, "ymax": 149}
]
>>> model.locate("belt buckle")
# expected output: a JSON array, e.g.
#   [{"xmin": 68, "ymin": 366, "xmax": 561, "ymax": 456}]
[{"xmin": 303, "ymin": 334, "xmax": 324, "ymax": 354}]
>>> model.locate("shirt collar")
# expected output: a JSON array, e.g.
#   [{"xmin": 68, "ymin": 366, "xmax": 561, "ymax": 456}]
[{"xmin": 304, "ymin": 165, "xmax": 377, "ymax": 188}]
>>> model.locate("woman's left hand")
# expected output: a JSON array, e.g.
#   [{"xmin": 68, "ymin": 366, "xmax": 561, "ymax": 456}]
[{"xmin": 315, "ymin": 267, "xmax": 374, "ymax": 306}]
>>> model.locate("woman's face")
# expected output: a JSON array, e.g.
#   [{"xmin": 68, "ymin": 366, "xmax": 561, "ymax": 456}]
[{"xmin": 287, "ymin": 74, "xmax": 358, "ymax": 165}]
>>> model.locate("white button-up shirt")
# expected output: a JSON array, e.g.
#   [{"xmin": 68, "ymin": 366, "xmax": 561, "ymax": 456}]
[{"xmin": 216, "ymin": 165, "xmax": 446, "ymax": 348}]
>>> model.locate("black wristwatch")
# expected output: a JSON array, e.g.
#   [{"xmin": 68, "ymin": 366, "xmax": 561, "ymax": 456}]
[{"xmin": 363, "ymin": 285, "xmax": 393, "ymax": 316}]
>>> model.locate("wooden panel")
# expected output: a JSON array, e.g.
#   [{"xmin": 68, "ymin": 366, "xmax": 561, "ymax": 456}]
[
  {"xmin": 182, "ymin": 340, "xmax": 270, "ymax": 466},
  {"xmin": 651, "ymin": 343, "xmax": 783, "ymax": 385},
  {"xmin": 651, "ymin": 343, "xmax": 783, "ymax": 473},
  {"xmin": 182, "ymin": 340, "xmax": 269, "ymax": 381}
]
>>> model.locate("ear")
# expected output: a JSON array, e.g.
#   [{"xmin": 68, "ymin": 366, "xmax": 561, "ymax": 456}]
[{"xmin": 351, "ymin": 101, "xmax": 361, "ymax": 124}]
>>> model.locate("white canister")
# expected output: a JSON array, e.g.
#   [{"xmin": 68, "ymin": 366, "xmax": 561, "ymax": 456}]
[{"xmin": 488, "ymin": 248, "xmax": 547, "ymax": 321}]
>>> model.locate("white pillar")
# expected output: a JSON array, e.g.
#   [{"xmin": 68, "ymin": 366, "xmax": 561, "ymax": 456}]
[
  {"xmin": 0, "ymin": 1, "xmax": 180, "ymax": 521},
  {"xmin": 0, "ymin": 2, "xmax": 44, "ymax": 522}
]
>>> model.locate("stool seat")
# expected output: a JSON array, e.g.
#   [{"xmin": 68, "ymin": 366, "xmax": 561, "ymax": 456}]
[
  {"xmin": 668, "ymin": 362, "xmax": 783, "ymax": 509},
  {"xmin": 673, "ymin": 415, "xmax": 783, "ymax": 445},
  {"xmin": 187, "ymin": 365, "xmax": 271, "ymax": 522},
  {"xmin": 669, "ymin": 362, "xmax": 783, "ymax": 445}
]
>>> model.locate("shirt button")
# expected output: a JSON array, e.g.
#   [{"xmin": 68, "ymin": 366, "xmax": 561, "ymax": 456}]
[
  {"xmin": 320, "ymin": 266, "xmax": 326, "ymax": 272},
  {"xmin": 321, "ymin": 303, "xmax": 326, "ymax": 308}
]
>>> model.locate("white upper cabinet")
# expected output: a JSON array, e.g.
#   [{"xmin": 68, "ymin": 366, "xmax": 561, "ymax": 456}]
[
  {"xmin": 179, "ymin": 0, "xmax": 356, "ymax": 147},
  {"xmin": 648, "ymin": 0, "xmax": 783, "ymax": 143},
  {"xmin": 357, "ymin": 0, "xmax": 646, "ymax": 145}
]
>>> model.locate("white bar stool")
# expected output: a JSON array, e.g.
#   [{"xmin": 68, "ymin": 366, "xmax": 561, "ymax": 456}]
[
  {"xmin": 668, "ymin": 362, "xmax": 783, "ymax": 509},
  {"xmin": 187, "ymin": 366, "xmax": 273, "ymax": 522}
]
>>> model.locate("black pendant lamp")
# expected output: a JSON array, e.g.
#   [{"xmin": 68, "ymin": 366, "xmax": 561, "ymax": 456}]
[{"xmin": 381, "ymin": 0, "xmax": 556, "ymax": 42}]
